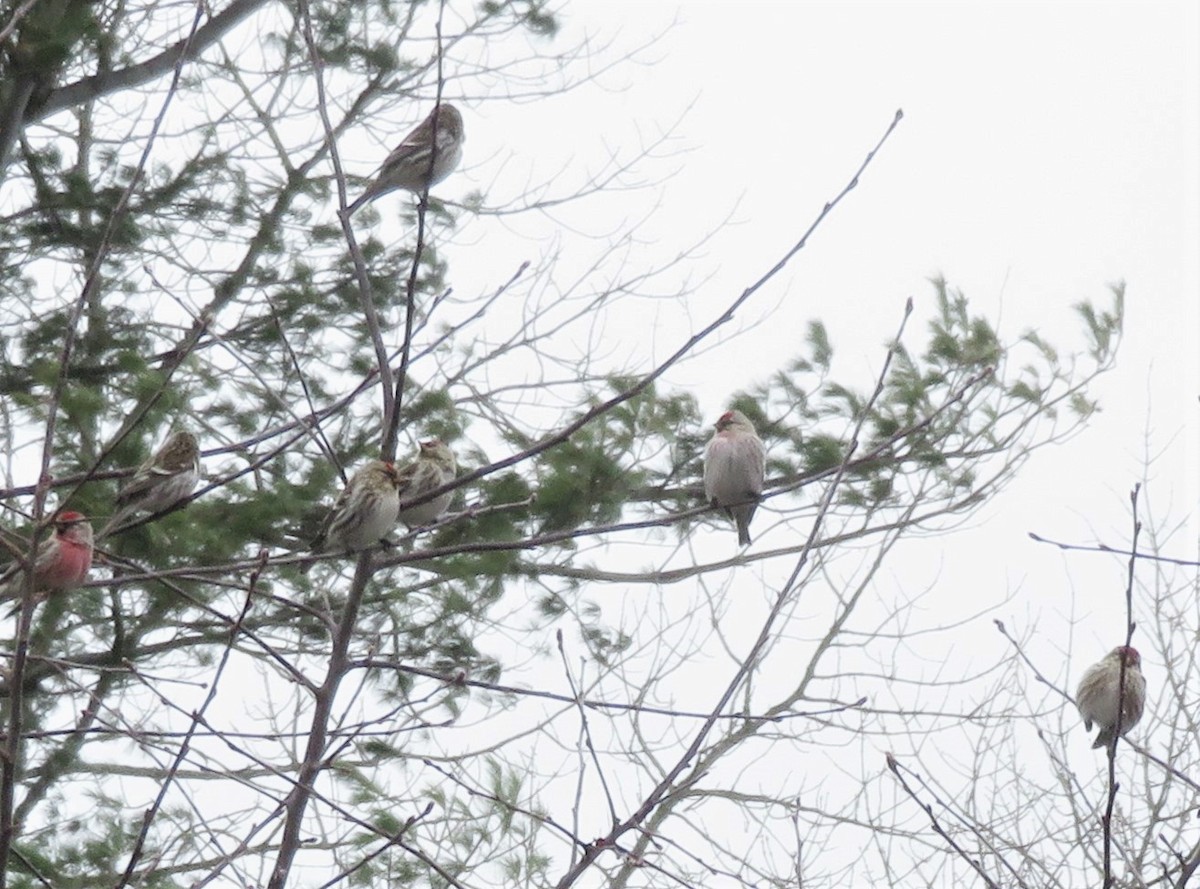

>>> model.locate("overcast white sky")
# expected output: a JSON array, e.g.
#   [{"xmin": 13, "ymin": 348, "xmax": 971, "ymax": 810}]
[
  {"xmin": 77, "ymin": 3, "xmax": 1200, "ymax": 882},
  {"xmin": 422, "ymin": 2, "xmax": 1200, "ymax": 737},
  {"xmin": 213, "ymin": 3, "xmax": 1200, "ymax": 880},
  {"xmin": 3, "ymin": 3, "xmax": 1195, "ymax": 883}
]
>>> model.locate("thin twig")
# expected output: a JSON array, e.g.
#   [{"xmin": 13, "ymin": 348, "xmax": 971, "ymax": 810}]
[
  {"xmin": 885, "ymin": 753, "xmax": 1002, "ymax": 889},
  {"xmin": 1100, "ymin": 484, "xmax": 1143, "ymax": 889},
  {"xmin": 557, "ymin": 629, "xmax": 620, "ymax": 826},
  {"xmin": 995, "ymin": 618, "xmax": 1200, "ymax": 793},
  {"xmin": 265, "ymin": 547, "xmax": 373, "ymax": 889},
  {"xmin": 113, "ymin": 551, "xmax": 263, "ymax": 888},
  {"xmin": 1027, "ymin": 531, "xmax": 1196, "ymax": 568},
  {"xmin": 553, "ymin": 281, "xmax": 911, "ymax": 887},
  {"xmin": 359, "ymin": 658, "xmax": 865, "ymax": 723},
  {"xmin": 314, "ymin": 803, "xmax": 434, "ymax": 889},
  {"xmin": 0, "ymin": 0, "xmax": 208, "ymax": 876},
  {"xmin": 0, "ymin": 0, "xmax": 39, "ymax": 46},
  {"xmin": 380, "ymin": 110, "xmax": 907, "ymax": 523},
  {"xmin": 316, "ymin": 8, "xmax": 396, "ymax": 451},
  {"xmin": 384, "ymin": 0, "xmax": 449, "ymax": 461}
]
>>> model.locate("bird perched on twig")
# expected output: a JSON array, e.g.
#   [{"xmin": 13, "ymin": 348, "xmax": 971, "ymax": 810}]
[
  {"xmin": 344, "ymin": 103, "xmax": 464, "ymax": 218},
  {"xmin": 101, "ymin": 431, "xmax": 201, "ymax": 537},
  {"xmin": 703, "ymin": 409, "xmax": 766, "ymax": 547},
  {"xmin": 311, "ymin": 460, "xmax": 402, "ymax": 555},
  {"xmin": 395, "ymin": 439, "xmax": 457, "ymax": 529},
  {"xmin": 1076, "ymin": 645, "xmax": 1147, "ymax": 749},
  {"xmin": 0, "ymin": 511, "xmax": 94, "ymax": 609}
]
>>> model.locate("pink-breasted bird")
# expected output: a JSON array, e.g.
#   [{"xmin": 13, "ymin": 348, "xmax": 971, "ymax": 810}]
[
  {"xmin": 344, "ymin": 103, "xmax": 464, "ymax": 217},
  {"xmin": 0, "ymin": 511, "xmax": 94, "ymax": 606},
  {"xmin": 703, "ymin": 409, "xmax": 766, "ymax": 547},
  {"xmin": 1076, "ymin": 645, "xmax": 1147, "ymax": 749}
]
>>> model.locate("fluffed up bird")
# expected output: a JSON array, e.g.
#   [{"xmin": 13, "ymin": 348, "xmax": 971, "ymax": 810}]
[
  {"xmin": 101, "ymin": 431, "xmax": 201, "ymax": 537},
  {"xmin": 703, "ymin": 409, "xmax": 766, "ymax": 547},
  {"xmin": 0, "ymin": 511, "xmax": 94, "ymax": 607},
  {"xmin": 395, "ymin": 439, "xmax": 457, "ymax": 529},
  {"xmin": 311, "ymin": 460, "xmax": 402, "ymax": 555},
  {"xmin": 1076, "ymin": 645, "xmax": 1147, "ymax": 749},
  {"xmin": 344, "ymin": 103, "xmax": 464, "ymax": 217}
]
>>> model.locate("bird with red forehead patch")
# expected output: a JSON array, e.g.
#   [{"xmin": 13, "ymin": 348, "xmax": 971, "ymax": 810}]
[
  {"xmin": 395, "ymin": 439, "xmax": 457, "ymax": 529},
  {"xmin": 0, "ymin": 511, "xmax": 94, "ymax": 606},
  {"xmin": 1076, "ymin": 645, "xmax": 1147, "ymax": 749},
  {"xmin": 703, "ymin": 409, "xmax": 766, "ymax": 547}
]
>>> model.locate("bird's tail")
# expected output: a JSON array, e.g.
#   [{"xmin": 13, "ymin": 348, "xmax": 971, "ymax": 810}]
[
  {"xmin": 736, "ymin": 517, "xmax": 752, "ymax": 548},
  {"xmin": 97, "ymin": 506, "xmax": 134, "ymax": 540},
  {"xmin": 343, "ymin": 187, "xmax": 375, "ymax": 219}
]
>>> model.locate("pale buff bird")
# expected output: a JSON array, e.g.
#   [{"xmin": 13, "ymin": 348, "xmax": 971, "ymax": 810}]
[
  {"xmin": 101, "ymin": 431, "xmax": 201, "ymax": 537},
  {"xmin": 311, "ymin": 460, "xmax": 402, "ymax": 554},
  {"xmin": 1076, "ymin": 645, "xmax": 1147, "ymax": 749},
  {"xmin": 703, "ymin": 409, "xmax": 766, "ymax": 547},
  {"xmin": 345, "ymin": 104, "xmax": 465, "ymax": 217},
  {"xmin": 395, "ymin": 439, "xmax": 457, "ymax": 529}
]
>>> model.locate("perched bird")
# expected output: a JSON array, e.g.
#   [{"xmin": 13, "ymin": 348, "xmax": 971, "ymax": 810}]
[
  {"xmin": 311, "ymin": 460, "xmax": 402, "ymax": 554},
  {"xmin": 101, "ymin": 431, "xmax": 201, "ymax": 537},
  {"xmin": 395, "ymin": 439, "xmax": 457, "ymax": 529},
  {"xmin": 0, "ymin": 511, "xmax": 94, "ymax": 607},
  {"xmin": 1076, "ymin": 645, "xmax": 1147, "ymax": 749},
  {"xmin": 703, "ymin": 409, "xmax": 766, "ymax": 547},
  {"xmin": 344, "ymin": 103, "xmax": 465, "ymax": 217}
]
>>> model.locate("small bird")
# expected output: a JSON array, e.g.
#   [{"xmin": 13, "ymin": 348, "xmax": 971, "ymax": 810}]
[
  {"xmin": 0, "ymin": 511, "xmax": 94, "ymax": 607},
  {"xmin": 344, "ymin": 103, "xmax": 465, "ymax": 217},
  {"xmin": 101, "ymin": 431, "xmax": 201, "ymax": 537},
  {"xmin": 311, "ymin": 460, "xmax": 402, "ymax": 554},
  {"xmin": 703, "ymin": 409, "xmax": 766, "ymax": 547},
  {"xmin": 1076, "ymin": 645, "xmax": 1147, "ymax": 749},
  {"xmin": 395, "ymin": 439, "xmax": 457, "ymax": 529}
]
